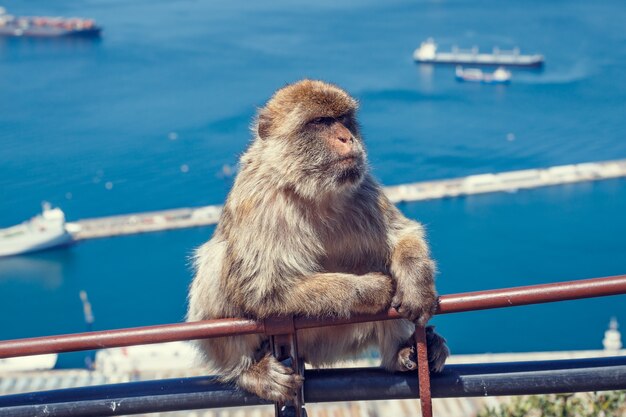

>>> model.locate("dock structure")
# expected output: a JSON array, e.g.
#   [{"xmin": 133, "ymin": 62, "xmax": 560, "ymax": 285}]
[
  {"xmin": 384, "ymin": 159, "xmax": 626, "ymax": 203},
  {"xmin": 68, "ymin": 205, "xmax": 222, "ymax": 240},
  {"xmin": 68, "ymin": 159, "xmax": 626, "ymax": 241}
]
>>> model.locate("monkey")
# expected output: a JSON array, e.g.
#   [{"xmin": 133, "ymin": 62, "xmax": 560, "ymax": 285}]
[{"xmin": 187, "ymin": 79, "xmax": 449, "ymax": 402}]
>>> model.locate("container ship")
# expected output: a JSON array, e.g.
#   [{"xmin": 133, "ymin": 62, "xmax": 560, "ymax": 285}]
[
  {"xmin": 0, "ymin": 203, "xmax": 73, "ymax": 257},
  {"xmin": 0, "ymin": 7, "xmax": 101, "ymax": 38},
  {"xmin": 414, "ymin": 38, "xmax": 544, "ymax": 68}
]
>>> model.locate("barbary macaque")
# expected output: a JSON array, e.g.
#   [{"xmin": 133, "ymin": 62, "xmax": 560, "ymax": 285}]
[{"xmin": 187, "ymin": 80, "xmax": 449, "ymax": 401}]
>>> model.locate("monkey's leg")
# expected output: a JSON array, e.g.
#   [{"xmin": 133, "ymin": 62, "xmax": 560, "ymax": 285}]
[
  {"xmin": 236, "ymin": 353, "xmax": 304, "ymax": 402},
  {"xmin": 377, "ymin": 318, "xmax": 415, "ymax": 371},
  {"xmin": 378, "ymin": 321, "xmax": 449, "ymax": 373}
]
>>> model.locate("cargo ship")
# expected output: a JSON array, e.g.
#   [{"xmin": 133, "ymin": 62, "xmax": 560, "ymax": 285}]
[
  {"xmin": 414, "ymin": 38, "xmax": 544, "ymax": 68},
  {"xmin": 0, "ymin": 203, "xmax": 73, "ymax": 257},
  {"xmin": 0, "ymin": 7, "xmax": 101, "ymax": 38}
]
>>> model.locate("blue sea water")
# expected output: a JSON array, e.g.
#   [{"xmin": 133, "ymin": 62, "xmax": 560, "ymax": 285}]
[{"xmin": 1, "ymin": 0, "xmax": 625, "ymax": 368}]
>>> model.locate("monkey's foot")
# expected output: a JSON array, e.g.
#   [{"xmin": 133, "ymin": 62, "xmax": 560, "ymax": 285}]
[
  {"xmin": 237, "ymin": 354, "xmax": 304, "ymax": 402},
  {"xmin": 426, "ymin": 326, "xmax": 449, "ymax": 373},
  {"xmin": 392, "ymin": 326, "xmax": 449, "ymax": 373},
  {"xmin": 394, "ymin": 345, "xmax": 417, "ymax": 371}
]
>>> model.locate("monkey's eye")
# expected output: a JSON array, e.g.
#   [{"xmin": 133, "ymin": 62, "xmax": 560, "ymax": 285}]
[
  {"xmin": 337, "ymin": 114, "xmax": 350, "ymax": 125},
  {"xmin": 309, "ymin": 117, "xmax": 333, "ymax": 125}
]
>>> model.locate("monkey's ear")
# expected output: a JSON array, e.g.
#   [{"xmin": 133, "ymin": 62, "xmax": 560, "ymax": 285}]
[{"xmin": 257, "ymin": 111, "xmax": 272, "ymax": 140}]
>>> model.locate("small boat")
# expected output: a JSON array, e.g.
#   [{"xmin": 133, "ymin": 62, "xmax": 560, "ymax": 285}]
[
  {"xmin": 0, "ymin": 203, "xmax": 73, "ymax": 257},
  {"xmin": 455, "ymin": 66, "xmax": 512, "ymax": 84},
  {"xmin": 0, "ymin": 6, "xmax": 101, "ymax": 38},
  {"xmin": 414, "ymin": 38, "xmax": 544, "ymax": 68}
]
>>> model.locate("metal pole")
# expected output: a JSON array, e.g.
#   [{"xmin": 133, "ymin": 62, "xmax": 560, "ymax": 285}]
[
  {"xmin": 415, "ymin": 326, "xmax": 432, "ymax": 417},
  {"xmin": 0, "ymin": 275, "xmax": 625, "ymax": 359},
  {"xmin": 79, "ymin": 290, "xmax": 95, "ymax": 369}
]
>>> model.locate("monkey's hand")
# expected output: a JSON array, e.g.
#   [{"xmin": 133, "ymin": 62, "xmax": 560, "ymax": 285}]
[
  {"xmin": 351, "ymin": 272, "xmax": 395, "ymax": 315},
  {"xmin": 390, "ymin": 255, "xmax": 438, "ymax": 327}
]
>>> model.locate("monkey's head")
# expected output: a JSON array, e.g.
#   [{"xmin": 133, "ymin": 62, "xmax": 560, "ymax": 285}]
[{"xmin": 251, "ymin": 80, "xmax": 367, "ymax": 200}]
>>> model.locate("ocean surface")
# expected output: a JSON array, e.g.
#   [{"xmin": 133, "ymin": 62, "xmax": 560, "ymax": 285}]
[{"xmin": 1, "ymin": 0, "xmax": 625, "ymax": 368}]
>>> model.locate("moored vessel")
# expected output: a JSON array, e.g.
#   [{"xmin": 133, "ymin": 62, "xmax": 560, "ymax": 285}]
[
  {"xmin": 0, "ymin": 7, "xmax": 101, "ymax": 38},
  {"xmin": 0, "ymin": 203, "xmax": 73, "ymax": 257}
]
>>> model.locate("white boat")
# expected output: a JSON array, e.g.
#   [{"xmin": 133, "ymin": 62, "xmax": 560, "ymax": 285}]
[
  {"xmin": 455, "ymin": 66, "xmax": 512, "ymax": 84},
  {"xmin": 0, "ymin": 354, "xmax": 58, "ymax": 372},
  {"xmin": 414, "ymin": 38, "xmax": 544, "ymax": 67},
  {"xmin": 0, "ymin": 203, "xmax": 73, "ymax": 257}
]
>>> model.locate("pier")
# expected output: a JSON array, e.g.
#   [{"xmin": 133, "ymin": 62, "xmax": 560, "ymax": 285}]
[
  {"xmin": 68, "ymin": 159, "xmax": 626, "ymax": 241},
  {"xmin": 384, "ymin": 159, "xmax": 626, "ymax": 203},
  {"xmin": 67, "ymin": 206, "xmax": 222, "ymax": 240}
]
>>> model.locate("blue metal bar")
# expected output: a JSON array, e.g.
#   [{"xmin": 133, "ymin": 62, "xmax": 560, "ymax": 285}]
[{"xmin": 1, "ymin": 357, "xmax": 625, "ymax": 416}]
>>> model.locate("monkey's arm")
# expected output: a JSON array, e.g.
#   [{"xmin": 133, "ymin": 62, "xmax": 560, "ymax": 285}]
[
  {"xmin": 246, "ymin": 272, "xmax": 394, "ymax": 319},
  {"xmin": 387, "ymin": 211, "xmax": 437, "ymax": 326}
]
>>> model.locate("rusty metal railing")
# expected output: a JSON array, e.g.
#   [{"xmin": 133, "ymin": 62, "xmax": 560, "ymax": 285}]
[{"xmin": 1, "ymin": 274, "xmax": 625, "ymax": 417}]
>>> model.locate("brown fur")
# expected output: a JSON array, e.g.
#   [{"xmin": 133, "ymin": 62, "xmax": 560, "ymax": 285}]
[{"xmin": 187, "ymin": 80, "xmax": 449, "ymax": 402}]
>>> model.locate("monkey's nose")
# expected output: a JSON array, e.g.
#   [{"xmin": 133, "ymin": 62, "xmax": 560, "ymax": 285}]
[{"xmin": 333, "ymin": 135, "xmax": 355, "ymax": 155}]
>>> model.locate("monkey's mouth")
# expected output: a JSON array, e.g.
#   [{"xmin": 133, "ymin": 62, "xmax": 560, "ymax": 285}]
[
  {"xmin": 335, "ymin": 154, "xmax": 361, "ymax": 167},
  {"xmin": 333, "ymin": 154, "xmax": 363, "ymax": 184}
]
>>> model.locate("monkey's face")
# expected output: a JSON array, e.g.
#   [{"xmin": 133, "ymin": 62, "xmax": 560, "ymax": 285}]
[
  {"xmin": 298, "ymin": 112, "xmax": 366, "ymax": 188},
  {"xmin": 253, "ymin": 80, "xmax": 368, "ymax": 198}
]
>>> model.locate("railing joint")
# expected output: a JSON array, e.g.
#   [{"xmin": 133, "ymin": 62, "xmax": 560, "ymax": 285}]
[{"xmin": 266, "ymin": 316, "xmax": 307, "ymax": 417}]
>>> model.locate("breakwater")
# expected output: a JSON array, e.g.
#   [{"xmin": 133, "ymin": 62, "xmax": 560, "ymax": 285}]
[{"xmin": 68, "ymin": 159, "xmax": 626, "ymax": 240}]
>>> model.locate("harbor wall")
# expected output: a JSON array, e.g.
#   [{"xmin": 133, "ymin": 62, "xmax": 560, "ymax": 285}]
[{"xmin": 68, "ymin": 159, "xmax": 626, "ymax": 240}]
